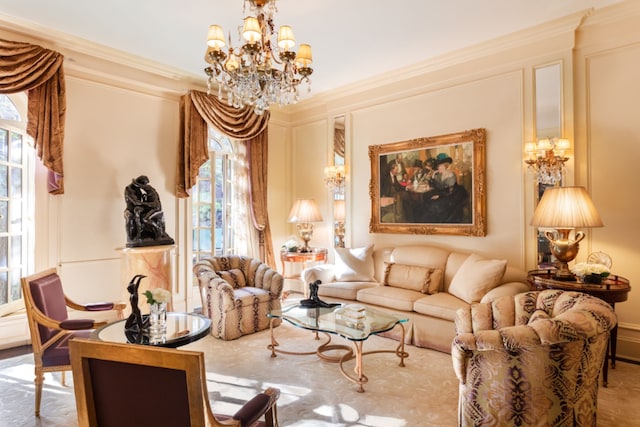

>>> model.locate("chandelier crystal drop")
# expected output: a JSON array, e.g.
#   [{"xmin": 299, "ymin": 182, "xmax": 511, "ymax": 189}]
[{"xmin": 204, "ymin": 0, "xmax": 313, "ymax": 115}]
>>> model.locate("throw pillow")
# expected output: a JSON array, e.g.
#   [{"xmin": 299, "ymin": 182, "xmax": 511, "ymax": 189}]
[
  {"xmin": 334, "ymin": 245, "xmax": 375, "ymax": 282},
  {"xmin": 383, "ymin": 262, "xmax": 443, "ymax": 294},
  {"xmin": 216, "ymin": 269, "xmax": 246, "ymax": 289},
  {"xmin": 448, "ymin": 254, "xmax": 507, "ymax": 303}
]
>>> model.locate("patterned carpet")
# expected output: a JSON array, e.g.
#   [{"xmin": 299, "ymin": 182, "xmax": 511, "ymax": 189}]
[{"xmin": 1, "ymin": 321, "xmax": 640, "ymax": 426}]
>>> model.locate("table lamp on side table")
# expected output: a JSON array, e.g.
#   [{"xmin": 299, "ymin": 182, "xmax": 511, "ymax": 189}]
[
  {"xmin": 288, "ymin": 198, "xmax": 323, "ymax": 252},
  {"xmin": 530, "ymin": 186, "xmax": 603, "ymax": 280}
]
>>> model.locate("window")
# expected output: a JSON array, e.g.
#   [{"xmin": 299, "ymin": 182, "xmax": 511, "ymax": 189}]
[
  {"xmin": 192, "ymin": 129, "xmax": 234, "ymax": 263},
  {"xmin": 0, "ymin": 94, "xmax": 34, "ymax": 315}
]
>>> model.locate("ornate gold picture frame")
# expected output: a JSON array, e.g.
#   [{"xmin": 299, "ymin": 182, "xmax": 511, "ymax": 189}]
[{"xmin": 369, "ymin": 128, "xmax": 486, "ymax": 236}]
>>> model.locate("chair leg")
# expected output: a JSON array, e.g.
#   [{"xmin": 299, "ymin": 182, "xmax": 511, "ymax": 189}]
[
  {"xmin": 34, "ymin": 368, "xmax": 44, "ymax": 417},
  {"xmin": 61, "ymin": 370, "xmax": 66, "ymax": 387}
]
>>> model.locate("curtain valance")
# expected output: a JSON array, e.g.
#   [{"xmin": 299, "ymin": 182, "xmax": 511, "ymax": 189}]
[
  {"xmin": 177, "ymin": 91, "xmax": 275, "ymax": 266},
  {"xmin": 0, "ymin": 39, "xmax": 66, "ymax": 194}
]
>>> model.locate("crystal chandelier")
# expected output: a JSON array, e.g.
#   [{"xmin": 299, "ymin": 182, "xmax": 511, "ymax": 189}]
[
  {"xmin": 204, "ymin": 0, "xmax": 313, "ymax": 115},
  {"xmin": 524, "ymin": 137, "xmax": 570, "ymax": 185}
]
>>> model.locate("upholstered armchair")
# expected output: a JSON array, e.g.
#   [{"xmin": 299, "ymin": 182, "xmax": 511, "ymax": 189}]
[
  {"xmin": 452, "ymin": 290, "xmax": 617, "ymax": 427},
  {"xmin": 21, "ymin": 268, "xmax": 125, "ymax": 416},
  {"xmin": 193, "ymin": 256, "xmax": 283, "ymax": 340}
]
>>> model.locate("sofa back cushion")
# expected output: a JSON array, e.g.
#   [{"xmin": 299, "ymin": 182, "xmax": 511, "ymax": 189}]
[
  {"xmin": 383, "ymin": 262, "xmax": 443, "ymax": 294},
  {"xmin": 217, "ymin": 269, "xmax": 247, "ymax": 289},
  {"xmin": 448, "ymin": 254, "xmax": 507, "ymax": 303},
  {"xmin": 334, "ymin": 245, "xmax": 375, "ymax": 282}
]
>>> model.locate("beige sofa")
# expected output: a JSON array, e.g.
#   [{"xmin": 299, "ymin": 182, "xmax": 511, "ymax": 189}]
[{"xmin": 301, "ymin": 244, "xmax": 529, "ymax": 353}]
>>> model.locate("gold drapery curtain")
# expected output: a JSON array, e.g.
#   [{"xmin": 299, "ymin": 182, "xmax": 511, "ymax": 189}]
[
  {"xmin": 0, "ymin": 39, "xmax": 66, "ymax": 194},
  {"xmin": 177, "ymin": 90, "xmax": 275, "ymax": 267}
]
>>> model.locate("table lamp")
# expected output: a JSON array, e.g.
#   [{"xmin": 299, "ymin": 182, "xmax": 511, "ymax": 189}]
[
  {"xmin": 288, "ymin": 198, "xmax": 323, "ymax": 252},
  {"xmin": 530, "ymin": 186, "xmax": 603, "ymax": 280}
]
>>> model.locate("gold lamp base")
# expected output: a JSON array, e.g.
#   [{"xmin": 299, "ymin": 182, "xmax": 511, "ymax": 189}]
[
  {"xmin": 544, "ymin": 228, "xmax": 585, "ymax": 281},
  {"xmin": 296, "ymin": 223, "xmax": 314, "ymax": 252}
]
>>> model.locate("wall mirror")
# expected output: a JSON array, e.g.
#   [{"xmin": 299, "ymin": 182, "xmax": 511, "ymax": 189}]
[
  {"xmin": 534, "ymin": 62, "xmax": 562, "ymax": 266},
  {"xmin": 332, "ymin": 115, "xmax": 346, "ymax": 247}
]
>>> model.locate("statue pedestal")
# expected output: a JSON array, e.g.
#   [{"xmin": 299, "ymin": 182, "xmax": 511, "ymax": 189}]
[{"xmin": 119, "ymin": 245, "xmax": 176, "ymax": 313}]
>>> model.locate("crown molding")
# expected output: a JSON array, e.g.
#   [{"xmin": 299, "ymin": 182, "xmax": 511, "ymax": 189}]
[{"xmin": 290, "ymin": 10, "xmax": 589, "ymax": 116}]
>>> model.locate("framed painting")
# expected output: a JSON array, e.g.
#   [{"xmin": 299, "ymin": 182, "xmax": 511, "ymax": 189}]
[{"xmin": 369, "ymin": 128, "xmax": 486, "ymax": 236}]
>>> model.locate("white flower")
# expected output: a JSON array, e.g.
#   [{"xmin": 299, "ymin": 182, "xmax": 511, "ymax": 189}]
[
  {"xmin": 571, "ymin": 262, "xmax": 610, "ymax": 277},
  {"xmin": 144, "ymin": 288, "xmax": 172, "ymax": 305}
]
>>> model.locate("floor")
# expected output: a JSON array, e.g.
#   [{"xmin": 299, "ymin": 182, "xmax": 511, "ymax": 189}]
[{"xmin": 1, "ymin": 322, "xmax": 640, "ymax": 426}]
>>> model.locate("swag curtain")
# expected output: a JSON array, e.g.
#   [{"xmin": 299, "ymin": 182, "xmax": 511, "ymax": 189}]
[
  {"xmin": 178, "ymin": 90, "xmax": 275, "ymax": 267},
  {"xmin": 0, "ymin": 39, "xmax": 66, "ymax": 194}
]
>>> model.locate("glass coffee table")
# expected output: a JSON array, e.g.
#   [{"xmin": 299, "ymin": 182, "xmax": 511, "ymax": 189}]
[{"xmin": 267, "ymin": 303, "xmax": 409, "ymax": 392}]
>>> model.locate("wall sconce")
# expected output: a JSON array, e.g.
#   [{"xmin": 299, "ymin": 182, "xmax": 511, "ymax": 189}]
[
  {"xmin": 530, "ymin": 186, "xmax": 603, "ymax": 280},
  {"xmin": 333, "ymin": 199, "xmax": 346, "ymax": 248},
  {"xmin": 324, "ymin": 165, "xmax": 346, "ymax": 191},
  {"xmin": 288, "ymin": 198, "xmax": 323, "ymax": 252},
  {"xmin": 524, "ymin": 137, "xmax": 570, "ymax": 185}
]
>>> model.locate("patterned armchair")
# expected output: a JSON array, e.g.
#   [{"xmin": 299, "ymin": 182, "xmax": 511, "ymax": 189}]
[
  {"xmin": 452, "ymin": 290, "xmax": 617, "ymax": 427},
  {"xmin": 193, "ymin": 256, "xmax": 283, "ymax": 340}
]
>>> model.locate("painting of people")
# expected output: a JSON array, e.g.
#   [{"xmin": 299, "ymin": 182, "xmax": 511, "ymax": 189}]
[{"xmin": 369, "ymin": 128, "xmax": 486, "ymax": 236}]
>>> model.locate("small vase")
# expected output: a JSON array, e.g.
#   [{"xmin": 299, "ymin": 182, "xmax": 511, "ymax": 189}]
[{"xmin": 148, "ymin": 302, "xmax": 167, "ymax": 343}]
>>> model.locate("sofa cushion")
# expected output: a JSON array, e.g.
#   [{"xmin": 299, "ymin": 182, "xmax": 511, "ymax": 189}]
[
  {"xmin": 356, "ymin": 286, "xmax": 423, "ymax": 311},
  {"xmin": 217, "ymin": 269, "xmax": 247, "ymax": 289},
  {"xmin": 383, "ymin": 262, "xmax": 443, "ymax": 294},
  {"xmin": 318, "ymin": 281, "xmax": 378, "ymax": 300},
  {"xmin": 414, "ymin": 293, "xmax": 468, "ymax": 321},
  {"xmin": 334, "ymin": 245, "xmax": 375, "ymax": 282},
  {"xmin": 448, "ymin": 254, "xmax": 507, "ymax": 304}
]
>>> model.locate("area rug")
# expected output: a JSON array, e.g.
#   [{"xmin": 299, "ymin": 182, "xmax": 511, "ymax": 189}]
[{"xmin": 1, "ymin": 321, "xmax": 640, "ymax": 426}]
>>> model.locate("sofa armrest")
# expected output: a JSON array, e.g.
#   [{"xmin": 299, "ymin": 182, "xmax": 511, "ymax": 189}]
[
  {"xmin": 301, "ymin": 264, "xmax": 337, "ymax": 285},
  {"xmin": 480, "ymin": 281, "xmax": 530, "ymax": 304}
]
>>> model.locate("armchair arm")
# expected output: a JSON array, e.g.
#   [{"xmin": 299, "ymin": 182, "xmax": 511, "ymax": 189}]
[
  {"xmin": 65, "ymin": 296, "xmax": 126, "ymax": 319},
  {"xmin": 302, "ymin": 264, "xmax": 337, "ymax": 285},
  {"xmin": 232, "ymin": 387, "xmax": 280, "ymax": 427},
  {"xmin": 209, "ymin": 278, "xmax": 237, "ymax": 313}
]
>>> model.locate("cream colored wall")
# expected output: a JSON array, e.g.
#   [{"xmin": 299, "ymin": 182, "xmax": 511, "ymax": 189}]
[
  {"xmin": 572, "ymin": 1, "xmax": 640, "ymax": 359},
  {"xmin": 274, "ymin": 2, "xmax": 640, "ymax": 361},
  {"xmin": 57, "ymin": 77, "xmax": 180, "ymax": 304}
]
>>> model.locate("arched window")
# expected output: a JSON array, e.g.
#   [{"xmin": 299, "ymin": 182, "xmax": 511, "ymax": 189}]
[
  {"xmin": 0, "ymin": 94, "xmax": 35, "ymax": 315},
  {"xmin": 192, "ymin": 128, "xmax": 234, "ymax": 263}
]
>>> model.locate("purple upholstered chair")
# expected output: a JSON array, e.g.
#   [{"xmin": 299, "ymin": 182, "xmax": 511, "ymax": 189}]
[
  {"xmin": 21, "ymin": 268, "xmax": 125, "ymax": 416},
  {"xmin": 69, "ymin": 338, "xmax": 280, "ymax": 427}
]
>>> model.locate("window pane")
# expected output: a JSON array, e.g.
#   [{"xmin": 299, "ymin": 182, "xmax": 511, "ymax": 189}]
[
  {"xmin": 198, "ymin": 204, "xmax": 211, "ymax": 227},
  {"xmin": 192, "ymin": 229, "xmax": 199, "ymax": 251},
  {"xmin": 198, "ymin": 180, "xmax": 211, "ymax": 203},
  {"xmin": 199, "ymin": 229, "xmax": 211, "ymax": 252},
  {"xmin": 0, "ymin": 96, "xmax": 20, "ymax": 121},
  {"xmin": 10, "ymin": 132, "xmax": 22, "ymax": 164},
  {"xmin": 0, "ymin": 236, "xmax": 7, "ymax": 268},
  {"xmin": 10, "ymin": 166, "xmax": 22, "ymax": 198},
  {"xmin": 9, "ymin": 199, "xmax": 21, "ymax": 233},
  {"xmin": 199, "ymin": 161, "xmax": 211, "ymax": 179},
  {"xmin": 11, "ymin": 235, "xmax": 21, "ymax": 267},
  {"xmin": 10, "ymin": 269, "xmax": 21, "ymax": 301},
  {"xmin": 0, "ymin": 129, "xmax": 7, "ymax": 162},
  {"xmin": 0, "ymin": 200, "xmax": 7, "ymax": 233},
  {"xmin": 0, "ymin": 165, "xmax": 7, "ymax": 197},
  {"xmin": 0, "ymin": 272, "xmax": 6, "ymax": 304}
]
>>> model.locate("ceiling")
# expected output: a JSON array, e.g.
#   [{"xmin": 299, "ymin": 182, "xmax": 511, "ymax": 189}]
[{"xmin": 0, "ymin": 0, "xmax": 624, "ymax": 98}]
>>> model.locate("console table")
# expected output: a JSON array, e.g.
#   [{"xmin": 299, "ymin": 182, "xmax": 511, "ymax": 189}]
[
  {"xmin": 280, "ymin": 248, "xmax": 328, "ymax": 296},
  {"xmin": 527, "ymin": 269, "xmax": 631, "ymax": 387}
]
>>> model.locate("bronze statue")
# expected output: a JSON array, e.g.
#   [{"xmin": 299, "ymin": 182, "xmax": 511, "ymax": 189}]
[
  {"xmin": 124, "ymin": 274, "xmax": 148, "ymax": 343},
  {"xmin": 300, "ymin": 280, "xmax": 340, "ymax": 308},
  {"xmin": 124, "ymin": 175, "xmax": 174, "ymax": 247}
]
